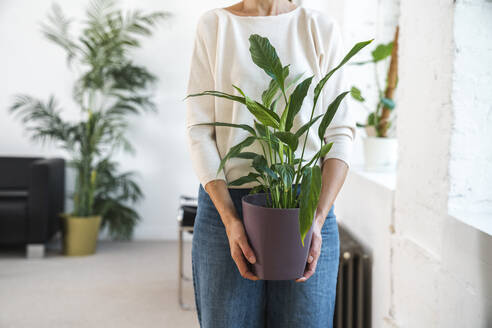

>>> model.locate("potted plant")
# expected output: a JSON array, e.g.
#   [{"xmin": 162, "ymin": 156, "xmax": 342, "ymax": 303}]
[
  {"xmin": 351, "ymin": 26, "xmax": 399, "ymax": 171},
  {"xmin": 186, "ymin": 34, "xmax": 372, "ymax": 279},
  {"xmin": 9, "ymin": 0, "xmax": 169, "ymax": 255}
]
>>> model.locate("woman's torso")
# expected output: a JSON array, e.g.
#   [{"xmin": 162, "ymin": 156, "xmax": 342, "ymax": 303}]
[{"xmin": 199, "ymin": 7, "xmax": 339, "ymax": 187}]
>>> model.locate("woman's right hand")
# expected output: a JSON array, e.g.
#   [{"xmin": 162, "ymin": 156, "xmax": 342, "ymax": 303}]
[
  {"xmin": 224, "ymin": 217, "xmax": 259, "ymax": 281},
  {"xmin": 204, "ymin": 179, "xmax": 258, "ymax": 281}
]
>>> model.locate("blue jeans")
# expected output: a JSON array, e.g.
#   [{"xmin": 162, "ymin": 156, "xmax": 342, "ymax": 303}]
[{"xmin": 192, "ymin": 185, "xmax": 340, "ymax": 328}]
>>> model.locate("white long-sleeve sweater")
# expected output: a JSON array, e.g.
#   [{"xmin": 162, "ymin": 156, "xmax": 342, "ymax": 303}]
[{"xmin": 185, "ymin": 6, "xmax": 356, "ymax": 189}]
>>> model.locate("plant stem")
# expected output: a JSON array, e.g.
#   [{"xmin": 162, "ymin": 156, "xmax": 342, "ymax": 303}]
[{"xmin": 293, "ymin": 100, "xmax": 317, "ymax": 192}]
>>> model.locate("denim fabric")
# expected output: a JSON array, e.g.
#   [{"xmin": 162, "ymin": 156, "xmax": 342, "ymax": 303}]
[{"xmin": 192, "ymin": 184, "xmax": 340, "ymax": 328}]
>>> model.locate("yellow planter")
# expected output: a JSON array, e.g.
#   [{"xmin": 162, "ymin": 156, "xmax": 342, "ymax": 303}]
[{"xmin": 62, "ymin": 215, "xmax": 102, "ymax": 256}]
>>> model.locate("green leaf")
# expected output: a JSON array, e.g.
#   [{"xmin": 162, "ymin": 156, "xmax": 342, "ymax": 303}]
[
  {"xmin": 217, "ymin": 136, "xmax": 256, "ymax": 174},
  {"xmin": 185, "ymin": 90, "xmax": 245, "ymax": 104},
  {"xmin": 299, "ymin": 166, "xmax": 322, "ymax": 245},
  {"xmin": 367, "ymin": 112, "xmax": 376, "ymax": 126},
  {"xmin": 371, "ymin": 42, "xmax": 393, "ymax": 62},
  {"xmin": 270, "ymin": 98, "xmax": 278, "ymax": 112},
  {"xmin": 254, "ymin": 121, "xmax": 268, "ymax": 137},
  {"xmin": 249, "ymin": 185, "xmax": 265, "ymax": 195},
  {"xmin": 252, "ymin": 155, "xmax": 277, "ymax": 179},
  {"xmin": 257, "ymin": 134, "xmax": 280, "ymax": 152},
  {"xmin": 294, "ymin": 114, "xmax": 323, "ymax": 138},
  {"xmin": 318, "ymin": 91, "xmax": 350, "ymax": 140},
  {"xmin": 349, "ymin": 60, "xmax": 374, "ymax": 66},
  {"xmin": 279, "ymin": 101, "xmax": 289, "ymax": 130},
  {"xmin": 233, "ymin": 152, "xmax": 258, "ymax": 159},
  {"xmin": 350, "ymin": 86, "xmax": 365, "ymax": 102},
  {"xmin": 245, "ymin": 96, "xmax": 280, "ymax": 129},
  {"xmin": 274, "ymin": 131, "xmax": 299, "ymax": 152},
  {"xmin": 285, "ymin": 76, "xmax": 313, "ymax": 131},
  {"xmin": 195, "ymin": 122, "xmax": 256, "ymax": 136},
  {"xmin": 292, "ymin": 158, "xmax": 306, "ymax": 165},
  {"xmin": 319, "ymin": 142, "xmax": 334, "ymax": 158},
  {"xmin": 385, "ymin": 121, "xmax": 392, "ymax": 131},
  {"xmin": 276, "ymin": 164, "xmax": 295, "ymax": 189},
  {"xmin": 282, "ymin": 65, "xmax": 290, "ymax": 82},
  {"xmin": 249, "ymin": 34, "xmax": 285, "ymax": 92},
  {"xmin": 270, "ymin": 72, "xmax": 305, "ymax": 110},
  {"xmin": 380, "ymin": 97, "xmax": 395, "ymax": 109},
  {"xmin": 286, "ymin": 72, "xmax": 305, "ymax": 91},
  {"xmin": 232, "ymin": 84, "xmax": 246, "ymax": 97},
  {"xmin": 228, "ymin": 172, "xmax": 261, "ymax": 187},
  {"xmin": 313, "ymin": 39, "xmax": 373, "ymax": 106},
  {"xmin": 261, "ymin": 79, "xmax": 279, "ymax": 108}
]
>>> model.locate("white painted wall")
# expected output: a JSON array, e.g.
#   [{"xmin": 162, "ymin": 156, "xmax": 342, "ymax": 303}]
[
  {"xmin": 0, "ymin": 0, "xmax": 231, "ymax": 240},
  {"xmin": 336, "ymin": 169, "xmax": 395, "ymax": 328}
]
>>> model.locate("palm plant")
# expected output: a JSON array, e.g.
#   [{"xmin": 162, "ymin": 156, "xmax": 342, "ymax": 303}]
[
  {"xmin": 9, "ymin": 0, "xmax": 169, "ymax": 239},
  {"xmin": 187, "ymin": 34, "xmax": 372, "ymax": 244},
  {"xmin": 350, "ymin": 26, "xmax": 399, "ymax": 137}
]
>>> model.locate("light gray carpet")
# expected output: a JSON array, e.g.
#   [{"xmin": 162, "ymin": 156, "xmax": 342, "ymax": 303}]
[{"xmin": 0, "ymin": 241, "xmax": 199, "ymax": 328}]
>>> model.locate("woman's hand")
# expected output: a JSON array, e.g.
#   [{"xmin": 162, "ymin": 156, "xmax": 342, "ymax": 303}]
[
  {"xmin": 225, "ymin": 217, "xmax": 259, "ymax": 281},
  {"xmin": 296, "ymin": 217, "xmax": 323, "ymax": 283},
  {"xmin": 204, "ymin": 180, "xmax": 259, "ymax": 281}
]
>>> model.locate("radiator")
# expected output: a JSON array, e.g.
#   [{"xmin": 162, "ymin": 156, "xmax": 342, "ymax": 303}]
[{"xmin": 333, "ymin": 225, "xmax": 372, "ymax": 328}]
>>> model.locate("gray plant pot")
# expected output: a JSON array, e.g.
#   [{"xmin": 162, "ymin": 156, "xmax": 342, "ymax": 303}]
[{"xmin": 242, "ymin": 193, "xmax": 314, "ymax": 280}]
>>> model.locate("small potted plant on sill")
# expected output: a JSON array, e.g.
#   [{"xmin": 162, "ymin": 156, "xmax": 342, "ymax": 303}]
[
  {"xmin": 351, "ymin": 26, "xmax": 399, "ymax": 171},
  {"xmin": 186, "ymin": 34, "xmax": 372, "ymax": 280},
  {"xmin": 9, "ymin": 0, "xmax": 168, "ymax": 255}
]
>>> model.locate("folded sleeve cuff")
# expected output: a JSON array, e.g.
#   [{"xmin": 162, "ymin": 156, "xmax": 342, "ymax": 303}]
[
  {"xmin": 321, "ymin": 133, "xmax": 354, "ymax": 168},
  {"xmin": 199, "ymin": 170, "xmax": 227, "ymax": 189}
]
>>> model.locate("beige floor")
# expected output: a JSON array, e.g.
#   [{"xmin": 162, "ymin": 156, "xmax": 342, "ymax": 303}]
[{"xmin": 0, "ymin": 240, "xmax": 199, "ymax": 328}]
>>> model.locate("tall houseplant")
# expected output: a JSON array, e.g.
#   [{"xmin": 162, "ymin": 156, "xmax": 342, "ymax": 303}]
[
  {"xmin": 351, "ymin": 26, "xmax": 399, "ymax": 171},
  {"xmin": 187, "ymin": 34, "xmax": 371, "ymax": 279},
  {"xmin": 9, "ymin": 0, "xmax": 169, "ymax": 253}
]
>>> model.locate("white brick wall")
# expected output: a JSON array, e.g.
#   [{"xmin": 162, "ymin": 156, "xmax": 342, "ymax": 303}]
[
  {"xmin": 335, "ymin": 0, "xmax": 492, "ymax": 326},
  {"xmin": 393, "ymin": 0, "xmax": 492, "ymax": 326},
  {"xmin": 449, "ymin": 0, "xmax": 492, "ymax": 217}
]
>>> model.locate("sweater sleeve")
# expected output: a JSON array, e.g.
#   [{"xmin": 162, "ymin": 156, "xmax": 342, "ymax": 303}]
[
  {"xmin": 185, "ymin": 12, "xmax": 226, "ymax": 187},
  {"xmin": 317, "ymin": 18, "xmax": 357, "ymax": 168}
]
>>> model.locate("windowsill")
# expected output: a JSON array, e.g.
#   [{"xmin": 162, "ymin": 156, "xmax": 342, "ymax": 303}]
[
  {"xmin": 449, "ymin": 208, "xmax": 492, "ymax": 236},
  {"xmin": 349, "ymin": 166, "xmax": 491, "ymax": 236},
  {"xmin": 350, "ymin": 165, "xmax": 397, "ymax": 191}
]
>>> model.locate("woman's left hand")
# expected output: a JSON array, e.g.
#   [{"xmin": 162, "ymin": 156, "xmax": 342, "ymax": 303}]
[{"xmin": 296, "ymin": 217, "xmax": 323, "ymax": 283}]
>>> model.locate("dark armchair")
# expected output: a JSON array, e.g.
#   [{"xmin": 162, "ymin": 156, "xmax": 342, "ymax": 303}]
[{"xmin": 0, "ymin": 157, "xmax": 65, "ymax": 257}]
